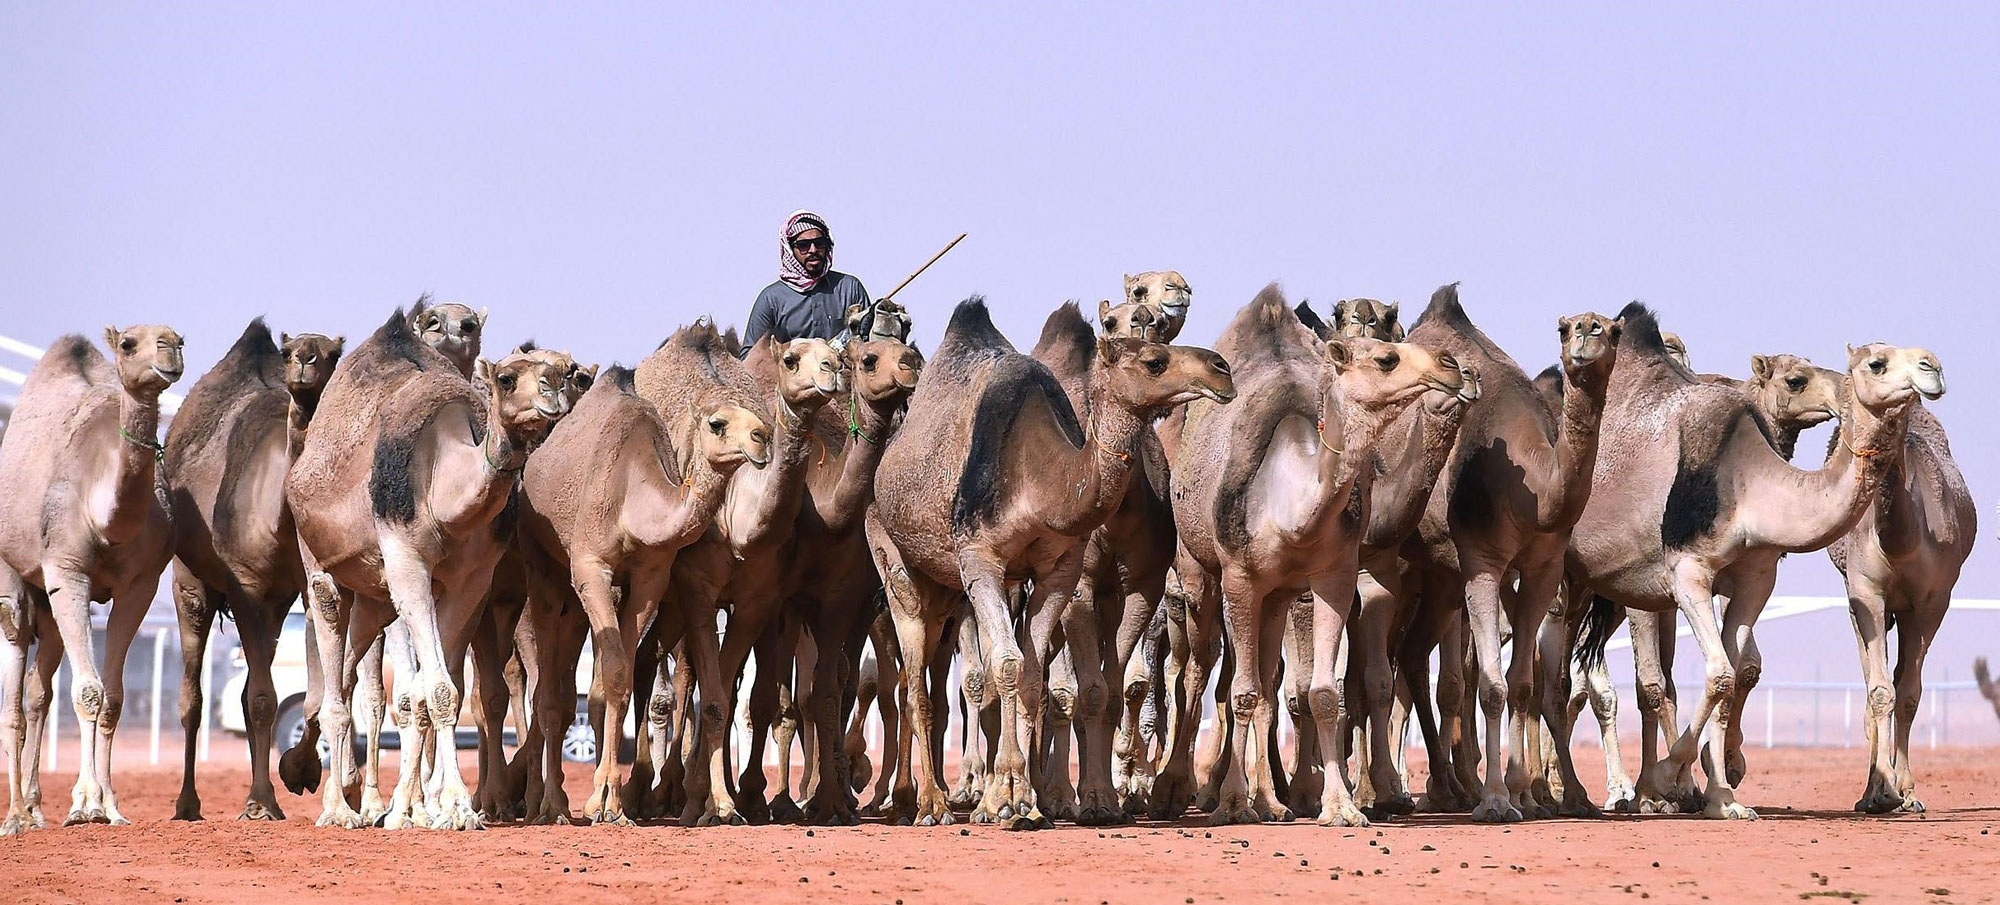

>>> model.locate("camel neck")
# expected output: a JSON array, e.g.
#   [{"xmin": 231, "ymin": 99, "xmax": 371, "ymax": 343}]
[
  {"xmin": 1532, "ymin": 369, "xmax": 1609, "ymax": 532},
  {"xmin": 102, "ymin": 389, "xmax": 164, "ymax": 543},
  {"xmin": 818, "ymin": 392, "xmax": 902, "ymax": 535},
  {"xmin": 733, "ymin": 391, "xmax": 830, "ymax": 551},
  {"xmin": 287, "ymin": 389, "xmax": 322, "ymax": 461},
  {"xmin": 1364, "ymin": 401, "xmax": 1468, "ymax": 551},
  {"xmin": 1050, "ymin": 382, "xmax": 1148, "ymax": 536},
  {"xmin": 1749, "ymin": 392, "xmax": 1908, "ymax": 553},
  {"xmin": 1286, "ymin": 380, "xmax": 1398, "ymax": 543}
]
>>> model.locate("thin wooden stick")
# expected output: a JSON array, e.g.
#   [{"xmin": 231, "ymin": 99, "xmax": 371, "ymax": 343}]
[{"xmin": 879, "ymin": 232, "xmax": 967, "ymax": 302}]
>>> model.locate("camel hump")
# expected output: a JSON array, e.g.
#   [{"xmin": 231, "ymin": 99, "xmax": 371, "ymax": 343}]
[
  {"xmin": 1032, "ymin": 301, "xmax": 1097, "ymax": 379},
  {"xmin": 938, "ymin": 295, "xmax": 1012, "ymax": 358},
  {"xmin": 602, "ymin": 364, "xmax": 637, "ymax": 394},
  {"xmin": 951, "ymin": 354, "xmax": 1084, "ymax": 537},
  {"xmin": 31, "ymin": 334, "xmax": 109, "ymax": 387},
  {"xmin": 1294, "ymin": 300, "xmax": 1333, "ymax": 340},
  {"xmin": 220, "ymin": 317, "xmax": 284, "ymax": 381},
  {"xmin": 1411, "ymin": 282, "xmax": 1470, "ymax": 332},
  {"xmin": 1614, "ymin": 301, "xmax": 1675, "ymax": 358}
]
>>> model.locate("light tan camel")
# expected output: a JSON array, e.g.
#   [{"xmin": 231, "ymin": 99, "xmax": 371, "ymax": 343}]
[
  {"xmin": 1391, "ymin": 285, "xmax": 1619, "ymax": 822},
  {"xmin": 755, "ymin": 336, "xmax": 923, "ymax": 826},
  {"xmin": 1554, "ymin": 350, "xmax": 1845, "ymax": 812},
  {"xmin": 1978, "ymin": 658, "xmax": 2000, "ymax": 724},
  {"xmin": 163, "ymin": 319, "xmax": 341, "ymax": 822},
  {"xmin": 1564, "ymin": 307, "xmax": 1943, "ymax": 820},
  {"xmin": 0, "ymin": 326, "xmax": 184, "ymax": 833},
  {"xmin": 286, "ymin": 308, "xmax": 571, "ymax": 829},
  {"xmin": 629, "ymin": 325, "xmax": 841, "ymax": 826},
  {"xmin": 1828, "ymin": 388, "xmax": 1974, "ymax": 813},
  {"xmin": 1124, "ymin": 271, "xmax": 1192, "ymax": 340},
  {"xmin": 867, "ymin": 296, "xmax": 1233, "ymax": 828},
  {"xmin": 517, "ymin": 365, "xmax": 768, "ymax": 825},
  {"xmin": 1163, "ymin": 285, "xmax": 1463, "ymax": 827},
  {"xmin": 410, "ymin": 296, "xmax": 486, "ymax": 377}
]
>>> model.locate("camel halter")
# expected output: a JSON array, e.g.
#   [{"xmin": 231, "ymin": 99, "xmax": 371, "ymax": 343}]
[
  {"xmin": 846, "ymin": 393, "xmax": 878, "ymax": 445},
  {"xmin": 483, "ymin": 435, "xmax": 523, "ymax": 473},
  {"xmin": 120, "ymin": 426, "xmax": 166, "ymax": 465},
  {"xmin": 1314, "ymin": 395, "xmax": 1345, "ymax": 455}
]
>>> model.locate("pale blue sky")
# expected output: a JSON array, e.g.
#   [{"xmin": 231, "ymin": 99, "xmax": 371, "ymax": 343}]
[{"xmin": 2, "ymin": 2, "xmax": 1993, "ymax": 596}]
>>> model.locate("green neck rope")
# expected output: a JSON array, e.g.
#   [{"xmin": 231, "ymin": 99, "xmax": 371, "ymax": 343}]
[{"xmin": 120, "ymin": 425, "xmax": 165, "ymax": 465}]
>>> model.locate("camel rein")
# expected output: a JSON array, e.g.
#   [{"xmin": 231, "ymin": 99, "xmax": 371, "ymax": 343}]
[{"xmin": 120, "ymin": 426, "xmax": 166, "ymax": 465}]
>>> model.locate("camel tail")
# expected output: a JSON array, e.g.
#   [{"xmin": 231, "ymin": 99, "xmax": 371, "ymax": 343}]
[{"xmin": 1574, "ymin": 595, "xmax": 1620, "ymax": 673}]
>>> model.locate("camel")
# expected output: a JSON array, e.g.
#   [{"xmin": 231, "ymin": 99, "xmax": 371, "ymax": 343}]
[
  {"xmin": 0, "ymin": 325, "xmax": 184, "ymax": 833},
  {"xmin": 162, "ymin": 319, "xmax": 341, "ymax": 822},
  {"xmin": 410, "ymin": 296, "xmax": 486, "ymax": 377},
  {"xmin": 1329, "ymin": 298, "xmax": 1406, "ymax": 341},
  {"xmin": 516, "ymin": 364, "xmax": 769, "ymax": 825},
  {"xmin": 1828, "ymin": 386, "xmax": 1974, "ymax": 813},
  {"xmin": 867, "ymin": 296, "xmax": 1233, "ymax": 828},
  {"xmin": 754, "ymin": 335, "xmax": 923, "ymax": 825},
  {"xmin": 1388, "ymin": 285, "xmax": 1619, "ymax": 822},
  {"xmin": 1551, "ymin": 350, "xmax": 1845, "ymax": 812},
  {"xmin": 629, "ymin": 325, "xmax": 842, "ymax": 826},
  {"xmin": 285, "ymin": 307, "xmax": 571, "ymax": 829},
  {"xmin": 1024, "ymin": 302, "xmax": 1187, "ymax": 824},
  {"xmin": 1661, "ymin": 332, "xmax": 1689, "ymax": 369},
  {"xmin": 1162, "ymin": 285, "xmax": 1464, "ymax": 827},
  {"xmin": 1564, "ymin": 307, "xmax": 1944, "ymax": 820},
  {"xmin": 1979, "ymin": 658, "xmax": 2000, "ymax": 724},
  {"xmin": 1124, "ymin": 271, "xmax": 1192, "ymax": 340}
]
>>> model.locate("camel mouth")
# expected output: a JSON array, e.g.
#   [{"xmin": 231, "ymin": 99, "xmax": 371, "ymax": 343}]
[
  {"xmin": 151, "ymin": 365, "xmax": 184, "ymax": 384},
  {"xmin": 532, "ymin": 400, "xmax": 565, "ymax": 419},
  {"xmin": 1192, "ymin": 384, "xmax": 1235, "ymax": 404},
  {"xmin": 742, "ymin": 449, "xmax": 771, "ymax": 469}
]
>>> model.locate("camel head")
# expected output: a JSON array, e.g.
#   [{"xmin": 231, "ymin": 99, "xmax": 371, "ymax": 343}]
[
  {"xmin": 1093, "ymin": 337, "xmax": 1235, "ymax": 413},
  {"xmin": 512, "ymin": 342, "xmax": 597, "ymax": 409},
  {"xmin": 769, "ymin": 337, "xmax": 845, "ymax": 407},
  {"xmin": 846, "ymin": 299, "xmax": 913, "ymax": 344},
  {"xmin": 1123, "ymin": 271, "xmax": 1191, "ymax": 341},
  {"xmin": 694, "ymin": 390, "xmax": 772, "ymax": 472},
  {"xmin": 847, "ymin": 338, "xmax": 923, "ymax": 404},
  {"xmin": 1661, "ymin": 331, "xmax": 1690, "ymax": 369},
  {"xmin": 279, "ymin": 332, "xmax": 344, "ymax": 397},
  {"xmin": 1326, "ymin": 338, "xmax": 1466, "ymax": 410},
  {"xmin": 1747, "ymin": 354, "xmax": 1843, "ymax": 430},
  {"xmin": 1556, "ymin": 312, "xmax": 1621, "ymax": 385},
  {"xmin": 1331, "ymin": 298, "xmax": 1404, "ymax": 341},
  {"xmin": 1097, "ymin": 299, "xmax": 1170, "ymax": 342},
  {"xmin": 1844, "ymin": 343, "xmax": 1945, "ymax": 412},
  {"xmin": 102, "ymin": 324, "xmax": 186, "ymax": 397},
  {"xmin": 411, "ymin": 299, "xmax": 486, "ymax": 377},
  {"xmin": 475, "ymin": 352, "xmax": 573, "ymax": 445},
  {"xmin": 1423, "ymin": 357, "xmax": 1484, "ymax": 415}
]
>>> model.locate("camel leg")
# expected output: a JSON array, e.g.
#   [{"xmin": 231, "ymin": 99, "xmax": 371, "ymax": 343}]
[
  {"xmin": 846, "ymin": 648, "xmax": 879, "ymax": 800},
  {"xmin": 860, "ymin": 612, "xmax": 903, "ymax": 815},
  {"xmin": 1530, "ymin": 579, "xmax": 1599, "ymax": 818},
  {"xmin": 1648, "ymin": 568, "xmax": 1750, "ymax": 820},
  {"xmin": 468, "ymin": 604, "xmax": 514, "ymax": 821},
  {"xmin": 169, "ymin": 567, "xmax": 218, "ymax": 821},
  {"xmin": 1152, "ymin": 557, "xmax": 1219, "ymax": 820},
  {"xmin": 878, "ymin": 554, "xmax": 951, "ymax": 826},
  {"xmin": 1113, "ymin": 590, "xmax": 1163, "ymax": 815},
  {"xmin": 1459, "ymin": 565, "xmax": 1522, "ymax": 823},
  {"xmin": 303, "ymin": 569, "xmax": 367, "ymax": 828},
  {"xmin": 1041, "ymin": 642, "xmax": 1080, "ymax": 822},
  {"xmin": 621, "ymin": 621, "xmax": 664, "ymax": 818},
  {"xmin": 1848, "ymin": 581, "xmax": 1898, "ymax": 813},
  {"xmin": 1003, "ymin": 555, "xmax": 1079, "ymax": 830},
  {"xmin": 18, "ymin": 614, "xmax": 62, "ymax": 830},
  {"xmin": 676, "ymin": 575, "xmax": 742, "ymax": 827},
  {"xmin": 519, "ymin": 584, "xmax": 575, "ymax": 825},
  {"xmin": 1570, "ymin": 640, "xmax": 1635, "ymax": 812},
  {"xmin": 773, "ymin": 630, "xmax": 812, "ymax": 822},
  {"xmin": 572, "ymin": 565, "xmax": 631, "ymax": 826},
  {"xmin": 1210, "ymin": 572, "xmax": 1273, "ymax": 826},
  {"xmin": 1283, "ymin": 595, "xmax": 1323, "ymax": 818},
  {"xmin": 1194, "ymin": 639, "xmax": 1233, "ymax": 813},
  {"xmin": 279, "ymin": 595, "xmax": 326, "ymax": 797},
  {"xmin": 38, "ymin": 566, "xmax": 108, "ymax": 824},
  {"xmin": 234, "ymin": 600, "xmax": 286, "ymax": 821},
  {"xmin": 0, "ymin": 570, "xmax": 36, "ymax": 835},
  {"xmin": 1629, "ymin": 607, "xmax": 1694, "ymax": 812},
  {"xmin": 946, "ymin": 613, "xmax": 986, "ymax": 811},
  {"xmin": 1398, "ymin": 593, "xmax": 1456, "ymax": 813},
  {"xmin": 1507, "ymin": 560, "xmax": 1575, "ymax": 820},
  {"xmin": 1065, "ymin": 579, "xmax": 1128, "ymax": 825},
  {"xmin": 801, "ymin": 616, "xmax": 860, "ymax": 826},
  {"xmin": 959, "ymin": 553, "xmax": 1032, "ymax": 826},
  {"xmin": 1445, "ymin": 615, "xmax": 1486, "ymax": 808},
  {"xmin": 1353, "ymin": 570, "xmax": 1414, "ymax": 817},
  {"xmin": 371, "ymin": 621, "xmax": 416, "ymax": 828},
  {"xmin": 90, "ymin": 577, "xmax": 154, "ymax": 826},
  {"xmin": 1889, "ymin": 598, "xmax": 1944, "ymax": 813},
  {"xmin": 734, "ymin": 617, "xmax": 791, "ymax": 825},
  {"xmin": 1307, "ymin": 577, "xmax": 1369, "ymax": 828}
]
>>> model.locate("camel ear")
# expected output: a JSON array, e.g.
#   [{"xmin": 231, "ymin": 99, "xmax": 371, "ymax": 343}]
[
  {"xmin": 1749, "ymin": 355, "xmax": 1773, "ymax": 381},
  {"xmin": 1323, "ymin": 339, "xmax": 1354, "ymax": 372},
  {"xmin": 1122, "ymin": 273, "xmax": 1137, "ymax": 293},
  {"xmin": 1556, "ymin": 316, "xmax": 1570, "ymax": 338},
  {"xmin": 1098, "ymin": 299, "xmax": 1114, "ymax": 327},
  {"xmin": 280, "ymin": 332, "xmax": 292, "ymax": 346},
  {"xmin": 103, "ymin": 325, "xmax": 122, "ymax": 349},
  {"xmin": 1846, "ymin": 344, "xmax": 1863, "ymax": 369},
  {"xmin": 583, "ymin": 364, "xmax": 600, "ymax": 380},
  {"xmin": 475, "ymin": 308, "xmax": 489, "ymax": 327},
  {"xmin": 1383, "ymin": 302, "xmax": 1399, "ymax": 328},
  {"xmin": 475, "ymin": 358, "xmax": 494, "ymax": 382},
  {"xmin": 1611, "ymin": 317, "xmax": 1624, "ymax": 339},
  {"xmin": 332, "ymin": 336, "xmax": 346, "ymax": 350},
  {"xmin": 1097, "ymin": 336, "xmax": 1131, "ymax": 364}
]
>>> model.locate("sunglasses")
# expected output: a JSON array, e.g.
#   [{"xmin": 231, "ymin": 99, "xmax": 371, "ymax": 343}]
[{"xmin": 790, "ymin": 236, "xmax": 833, "ymax": 252}]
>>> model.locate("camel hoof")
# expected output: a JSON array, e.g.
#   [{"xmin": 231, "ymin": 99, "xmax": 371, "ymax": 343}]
[
  {"xmin": 1470, "ymin": 798, "xmax": 1523, "ymax": 824},
  {"xmin": 1559, "ymin": 798, "xmax": 1603, "ymax": 819},
  {"xmin": 239, "ymin": 800, "xmax": 286, "ymax": 822},
  {"xmin": 768, "ymin": 794, "xmax": 803, "ymax": 824},
  {"xmin": 0, "ymin": 816, "xmax": 25, "ymax": 836},
  {"xmin": 1207, "ymin": 802, "xmax": 1261, "ymax": 826},
  {"xmin": 278, "ymin": 748, "xmax": 323, "ymax": 796},
  {"xmin": 1371, "ymin": 795, "xmax": 1417, "ymax": 818},
  {"xmin": 317, "ymin": 808, "xmax": 369, "ymax": 829},
  {"xmin": 63, "ymin": 809, "xmax": 102, "ymax": 826},
  {"xmin": 173, "ymin": 799, "xmax": 204, "ymax": 822},
  {"xmin": 970, "ymin": 810, "xmax": 997, "ymax": 825},
  {"xmin": 1704, "ymin": 801, "xmax": 1757, "ymax": 821},
  {"xmin": 591, "ymin": 812, "xmax": 635, "ymax": 828},
  {"xmin": 1316, "ymin": 806, "xmax": 1370, "ymax": 828},
  {"xmin": 1897, "ymin": 797, "xmax": 1926, "ymax": 814}
]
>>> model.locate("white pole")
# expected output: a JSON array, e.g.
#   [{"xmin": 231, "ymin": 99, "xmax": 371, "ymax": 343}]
[
  {"xmin": 47, "ymin": 664, "xmax": 61, "ymax": 771},
  {"xmin": 1928, "ymin": 693, "xmax": 1939, "ymax": 750},
  {"xmin": 149, "ymin": 627, "xmax": 167, "ymax": 765},
  {"xmin": 1763, "ymin": 687, "xmax": 1774, "ymax": 749},
  {"xmin": 1841, "ymin": 688, "xmax": 1852, "ymax": 749},
  {"xmin": 197, "ymin": 621, "xmax": 215, "ymax": 762}
]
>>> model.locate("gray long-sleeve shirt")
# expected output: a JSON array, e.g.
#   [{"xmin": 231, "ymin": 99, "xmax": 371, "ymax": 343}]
[{"xmin": 743, "ymin": 272, "xmax": 871, "ymax": 351}]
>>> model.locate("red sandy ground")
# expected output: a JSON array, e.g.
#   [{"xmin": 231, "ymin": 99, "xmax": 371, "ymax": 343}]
[{"xmin": 1, "ymin": 746, "xmax": 1995, "ymax": 904}]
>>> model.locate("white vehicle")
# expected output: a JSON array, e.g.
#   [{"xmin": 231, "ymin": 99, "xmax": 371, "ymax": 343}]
[{"xmin": 218, "ymin": 611, "xmax": 624, "ymax": 763}]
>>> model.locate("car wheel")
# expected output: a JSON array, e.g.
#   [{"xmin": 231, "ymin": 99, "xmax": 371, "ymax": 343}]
[
  {"xmin": 561, "ymin": 710, "xmax": 596, "ymax": 764},
  {"xmin": 275, "ymin": 700, "xmax": 334, "ymax": 764}
]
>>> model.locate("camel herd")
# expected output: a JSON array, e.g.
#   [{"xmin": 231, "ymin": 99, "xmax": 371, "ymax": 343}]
[{"xmin": 0, "ymin": 274, "xmax": 1978, "ymax": 835}]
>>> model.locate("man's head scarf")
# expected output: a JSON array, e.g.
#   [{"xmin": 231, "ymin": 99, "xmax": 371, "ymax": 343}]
[{"xmin": 780, "ymin": 210, "xmax": 833, "ymax": 292}]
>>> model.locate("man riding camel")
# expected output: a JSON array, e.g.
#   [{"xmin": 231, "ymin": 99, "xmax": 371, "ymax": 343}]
[{"xmin": 744, "ymin": 209, "xmax": 874, "ymax": 349}]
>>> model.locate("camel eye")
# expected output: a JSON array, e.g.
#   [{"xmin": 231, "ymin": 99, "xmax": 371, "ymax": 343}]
[
  {"xmin": 1377, "ymin": 352, "xmax": 1400, "ymax": 372},
  {"xmin": 1785, "ymin": 375, "xmax": 1807, "ymax": 392},
  {"xmin": 119, "ymin": 337, "xmax": 137, "ymax": 353},
  {"xmin": 496, "ymin": 372, "xmax": 516, "ymax": 390},
  {"xmin": 1558, "ymin": 323, "xmax": 1571, "ymax": 338},
  {"xmin": 1142, "ymin": 355, "xmax": 1167, "ymax": 376},
  {"xmin": 861, "ymin": 353, "xmax": 879, "ymax": 370},
  {"xmin": 1868, "ymin": 358, "xmax": 1886, "ymax": 375},
  {"xmin": 708, "ymin": 417, "xmax": 726, "ymax": 434},
  {"xmin": 783, "ymin": 353, "xmax": 800, "ymax": 370},
  {"xmin": 460, "ymin": 318, "xmax": 478, "ymax": 334},
  {"xmin": 1132, "ymin": 286, "xmax": 1148, "ymax": 300}
]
